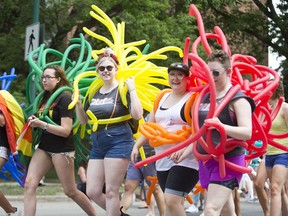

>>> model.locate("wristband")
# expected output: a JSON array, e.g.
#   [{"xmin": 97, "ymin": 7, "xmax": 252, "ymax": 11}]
[{"xmin": 43, "ymin": 122, "xmax": 49, "ymax": 131}]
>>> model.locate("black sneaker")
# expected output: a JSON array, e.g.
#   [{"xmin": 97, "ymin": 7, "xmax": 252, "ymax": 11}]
[{"xmin": 120, "ymin": 206, "xmax": 130, "ymax": 216}]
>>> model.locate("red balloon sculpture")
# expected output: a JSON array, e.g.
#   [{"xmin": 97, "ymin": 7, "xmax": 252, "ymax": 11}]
[{"xmin": 135, "ymin": 4, "xmax": 284, "ymax": 178}]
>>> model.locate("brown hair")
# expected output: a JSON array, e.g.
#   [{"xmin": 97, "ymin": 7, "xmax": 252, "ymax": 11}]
[
  {"xmin": 40, "ymin": 65, "xmax": 71, "ymax": 107},
  {"xmin": 271, "ymin": 81, "xmax": 284, "ymax": 100},
  {"xmin": 207, "ymin": 50, "xmax": 231, "ymax": 70}
]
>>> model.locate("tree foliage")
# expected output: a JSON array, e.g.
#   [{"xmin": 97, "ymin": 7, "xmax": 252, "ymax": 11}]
[{"xmin": 0, "ymin": 0, "xmax": 287, "ymax": 99}]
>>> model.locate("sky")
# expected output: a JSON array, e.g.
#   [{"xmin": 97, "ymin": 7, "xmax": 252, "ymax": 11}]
[{"xmin": 268, "ymin": 0, "xmax": 286, "ymax": 72}]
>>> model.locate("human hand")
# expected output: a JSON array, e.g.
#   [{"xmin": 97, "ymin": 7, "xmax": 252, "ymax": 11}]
[
  {"xmin": 169, "ymin": 149, "xmax": 185, "ymax": 164},
  {"xmin": 125, "ymin": 77, "xmax": 136, "ymax": 92},
  {"xmin": 131, "ymin": 146, "xmax": 139, "ymax": 164},
  {"xmin": 204, "ymin": 117, "xmax": 222, "ymax": 130},
  {"xmin": 29, "ymin": 115, "xmax": 43, "ymax": 129}
]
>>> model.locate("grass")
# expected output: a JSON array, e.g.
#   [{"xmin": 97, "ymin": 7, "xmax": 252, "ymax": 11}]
[
  {"xmin": 0, "ymin": 182, "xmax": 64, "ymax": 196},
  {"xmin": 0, "ymin": 167, "xmax": 64, "ymax": 196}
]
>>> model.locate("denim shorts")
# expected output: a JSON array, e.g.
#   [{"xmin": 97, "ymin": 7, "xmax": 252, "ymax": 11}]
[
  {"xmin": 89, "ymin": 123, "xmax": 134, "ymax": 159},
  {"xmin": 265, "ymin": 153, "xmax": 288, "ymax": 168},
  {"xmin": 126, "ymin": 160, "xmax": 157, "ymax": 186}
]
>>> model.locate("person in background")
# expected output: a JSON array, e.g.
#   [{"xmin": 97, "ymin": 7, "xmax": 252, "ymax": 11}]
[
  {"xmin": 24, "ymin": 65, "xmax": 98, "ymax": 216},
  {"xmin": 266, "ymin": 81, "xmax": 288, "ymax": 216},
  {"xmin": 77, "ymin": 160, "xmax": 88, "ymax": 195},
  {"xmin": 254, "ymin": 157, "xmax": 270, "ymax": 216},
  {"xmin": 131, "ymin": 62, "xmax": 199, "ymax": 216},
  {"xmin": 0, "ymin": 110, "xmax": 21, "ymax": 216},
  {"xmin": 197, "ymin": 50, "xmax": 255, "ymax": 216},
  {"xmin": 185, "ymin": 190, "xmax": 200, "ymax": 214},
  {"xmin": 120, "ymin": 142, "xmax": 166, "ymax": 216},
  {"xmin": 75, "ymin": 48, "xmax": 143, "ymax": 216}
]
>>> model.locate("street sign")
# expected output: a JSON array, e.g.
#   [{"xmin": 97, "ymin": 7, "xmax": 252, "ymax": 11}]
[{"xmin": 24, "ymin": 22, "xmax": 40, "ymax": 61}]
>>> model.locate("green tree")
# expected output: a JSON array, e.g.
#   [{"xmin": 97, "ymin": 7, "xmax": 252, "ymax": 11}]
[
  {"xmin": 197, "ymin": 0, "xmax": 288, "ymax": 98},
  {"xmin": 1, "ymin": 0, "xmax": 287, "ymax": 99}
]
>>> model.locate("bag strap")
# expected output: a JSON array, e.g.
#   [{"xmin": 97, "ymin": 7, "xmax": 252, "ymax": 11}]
[{"xmin": 105, "ymin": 88, "xmax": 119, "ymax": 130}]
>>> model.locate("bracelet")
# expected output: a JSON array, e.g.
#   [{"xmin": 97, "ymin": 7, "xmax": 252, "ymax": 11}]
[{"xmin": 43, "ymin": 122, "xmax": 49, "ymax": 131}]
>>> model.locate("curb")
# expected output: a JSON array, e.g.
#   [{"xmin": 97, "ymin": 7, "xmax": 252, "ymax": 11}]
[{"xmin": 6, "ymin": 195, "xmax": 71, "ymax": 202}]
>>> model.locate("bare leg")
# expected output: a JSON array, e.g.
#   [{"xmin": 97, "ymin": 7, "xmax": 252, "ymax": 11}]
[
  {"xmin": 120, "ymin": 179, "xmax": 139, "ymax": 213},
  {"xmin": 204, "ymin": 184, "xmax": 236, "ymax": 216},
  {"xmin": 0, "ymin": 158, "xmax": 17, "ymax": 214},
  {"xmin": 24, "ymin": 149, "xmax": 53, "ymax": 216},
  {"xmin": 254, "ymin": 160, "xmax": 269, "ymax": 216},
  {"xmin": 146, "ymin": 194, "xmax": 155, "ymax": 216},
  {"xmin": 104, "ymin": 158, "xmax": 130, "ymax": 216},
  {"xmin": 86, "ymin": 159, "xmax": 106, "ymax": 209},
  {"xmin": 267, "ymin": 164, "xmax": 288, "ymax": 216},
  {"xmin": 221, "ymin": 194, "xmax": 237, "ymax": 216},
  {"xmin": 165, "ymin": 193, "xmax": 186, "ymax": 216},
  {"xmin": 232, "ymin": 188, "xmax": 242, "ymax": 216},
  {"xmin": 281, "ymin": 180, "xmax": 288, "ymax": 215},
  {"xmin": 152, "ymin": 185, "xmax": 166, "ymax": 216},
  {"xmin": 53, "ymin": 154, "xmax": 97, "ymax": 216}
]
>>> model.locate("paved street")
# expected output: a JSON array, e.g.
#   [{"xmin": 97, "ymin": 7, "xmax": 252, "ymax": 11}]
[{"xmin": 0, "ymin": 195, "xmax": 264, "ymax": 216}]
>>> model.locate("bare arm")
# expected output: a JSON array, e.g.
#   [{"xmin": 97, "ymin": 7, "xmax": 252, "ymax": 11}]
[
  {"xmin": 131, "ymin": 111, "xmax": 155, "ymax": 163},
  {"xmin": 29, "ymin": 115, "xmax": 73, "ymax": 138},
  {"xmin": 75, "ymin": 101, "xmax": 88, "ymax": 124},
  {"xmin": 0, "ymin": 112, "xmax": 5, "ymax": 127},
  {"xmin": 78, "ymin": 166, "xmax": 87, "ymax": 183},
  {"xmin": 205, "ymin": 98, "xmax": 253, "ymax": 140},
  {"xmin": 126, "ymin": 77, "xmax": 143, "ymax": 120},
  {"xmin": 281, "ymin": 102, "xmax": 288, "ymax": 127}
]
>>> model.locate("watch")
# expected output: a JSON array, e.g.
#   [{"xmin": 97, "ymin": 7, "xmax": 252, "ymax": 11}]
[{"xmin": 43, "ymin": 123, "xmax": 49, "ymax": 131}]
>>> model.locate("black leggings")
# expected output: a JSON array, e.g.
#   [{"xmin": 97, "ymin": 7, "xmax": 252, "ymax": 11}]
[{"xmin": 157, "ymin": 165, "xmax": 199, "ymax": 196}]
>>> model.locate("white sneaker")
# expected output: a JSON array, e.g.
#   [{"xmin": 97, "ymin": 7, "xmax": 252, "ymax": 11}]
[
  {"xmin": 7, "ymin": 208, "xmax": 21, "ymax": 216},
  {"xmin": 185, "ymin": 204, "xmax": 199, "ymax": 213}
]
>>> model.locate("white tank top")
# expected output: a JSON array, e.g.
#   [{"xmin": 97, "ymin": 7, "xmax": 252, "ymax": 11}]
[{"xmin": 154, "ymin": 92, "xmax": 198, "ymax": 171}]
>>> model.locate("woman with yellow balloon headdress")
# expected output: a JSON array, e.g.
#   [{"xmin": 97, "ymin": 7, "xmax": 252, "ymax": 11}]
[{"xmin": 75, "ymin": 47, "xmax": 143, "ymax": 216}]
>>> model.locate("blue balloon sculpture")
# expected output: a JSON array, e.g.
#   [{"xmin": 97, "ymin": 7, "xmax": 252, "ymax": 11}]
[{"xmin": 0, "ymin": 68, "xmax": 26, "ymax": 187}]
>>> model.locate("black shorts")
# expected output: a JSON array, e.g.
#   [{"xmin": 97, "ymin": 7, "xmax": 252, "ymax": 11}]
[{"xmin": 157, "ymin": 165, "xmax": 199, "ymax": 197}]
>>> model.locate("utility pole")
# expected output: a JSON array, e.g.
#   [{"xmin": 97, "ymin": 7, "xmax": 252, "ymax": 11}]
[
  {"xmin": 28, "ymin": 0, "xmax": 40, "ymax": 104},
  {"xmin": 33, "ymin": 0, "xmax": 39, "ymax": 23}
]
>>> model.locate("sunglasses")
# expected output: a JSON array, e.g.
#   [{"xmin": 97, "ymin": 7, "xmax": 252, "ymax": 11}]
[
  {"xmin": 98, "ymin": 65, "xmax": 114, "ymax": 72},
  {"xmin": 212, "ymin": 70, "xmax": 220, "ymax": 77},
  {"xmin": 168, "ymin": 72, "xmax": 186, "ymax": 80}
]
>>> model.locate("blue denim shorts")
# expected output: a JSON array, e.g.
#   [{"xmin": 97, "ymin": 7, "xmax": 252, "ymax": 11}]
[
  {"xmin": 265, "ymin": 153, "xmax": 288, "ymax": 168},
  {"xmin": 126, "ymin": 160, "xmax": 157, "ymax": 186},
  {"xmin": 89, "ymin": 123, "xmax": 134, "ymax": 159}
]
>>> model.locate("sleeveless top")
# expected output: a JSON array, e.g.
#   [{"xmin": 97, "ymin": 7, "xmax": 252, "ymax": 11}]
[
  {"xmin": 267, "ymin": 104, "xmax": 288, "ymax": 155},
  {"xmin": 154, "ymin": 91, "xmax": 198, "ymax": 171},
  {"xmin": 198, "ymin": 89, "xmax": 255, "ymax": 157}
]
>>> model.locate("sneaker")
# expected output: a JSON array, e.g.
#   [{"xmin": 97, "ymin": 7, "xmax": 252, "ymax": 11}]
[
  {"xmin": 247, "ymin": 197, "xmax": 259, "ymax": 203},
  {"xmin": 120, "ymin": 206, "xmax": 130, "ymax": 216},
  {"xmin": 7, "ymin": 208, "xmax": 21, "ymax": 216},
  {"xmin": 38, "ymin": 178, "xmax": 46, "ymax": 187},
  {"xmin": 185, "ymin": 204, "xmax": 199, "ymax": 213}
]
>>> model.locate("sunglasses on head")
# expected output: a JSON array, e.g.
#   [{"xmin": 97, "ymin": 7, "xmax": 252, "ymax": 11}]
[
  {"xmin": 98, "ymin": 65, "xmax": 114, "ymax": 72},
  {"xmin": 212, "ymin": 70, "xmax": 220, "ymax": 77}
]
